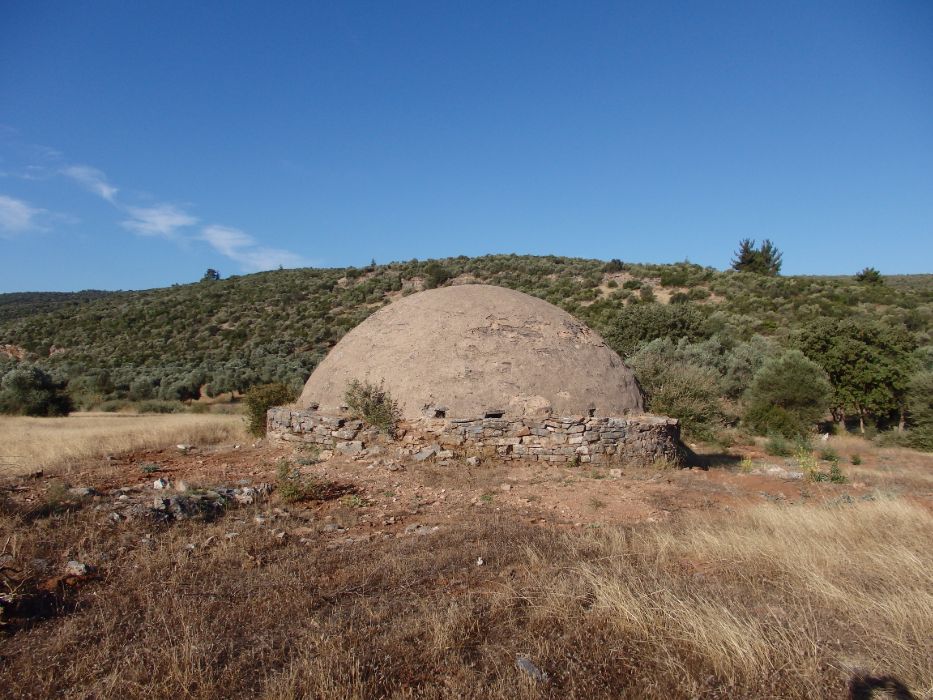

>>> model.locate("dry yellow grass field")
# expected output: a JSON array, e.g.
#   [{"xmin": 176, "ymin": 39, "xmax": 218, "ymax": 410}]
[{"xmin": 0, "ymin": 413, "xmax": 248, "ymax": 476}]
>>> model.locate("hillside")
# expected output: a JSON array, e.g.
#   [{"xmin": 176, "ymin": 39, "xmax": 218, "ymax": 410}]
[{"xmin": 0, "ymin": 255, "xmax": 931, "ymax": 422}]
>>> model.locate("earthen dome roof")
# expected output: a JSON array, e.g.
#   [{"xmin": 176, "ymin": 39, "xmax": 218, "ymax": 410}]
[{"xmin": 298, "ymin": 284, "xmax": 644, "ymax": 419}]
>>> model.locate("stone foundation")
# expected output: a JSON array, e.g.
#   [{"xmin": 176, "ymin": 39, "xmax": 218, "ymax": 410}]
[{"xmin": 267, "ymin": 407, "xmax": 682, "ymax": 466}]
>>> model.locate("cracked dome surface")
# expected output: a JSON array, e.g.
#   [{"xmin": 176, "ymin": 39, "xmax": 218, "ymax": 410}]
[{"xmin": 298, "ymin": 284, "xmax": 645, "ymax": 419}]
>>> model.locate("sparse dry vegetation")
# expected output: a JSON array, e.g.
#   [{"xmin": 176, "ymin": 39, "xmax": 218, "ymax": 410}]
[
  {"xmin": 0, "ymin": 413, "xmax": 247, "ymax": 476},
  {"xmin": 0, "ymin": 421, "xmax": 931, "ymax": 697}
]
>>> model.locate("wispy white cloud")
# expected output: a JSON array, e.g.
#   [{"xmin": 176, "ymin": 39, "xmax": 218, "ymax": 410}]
[
  {"xmin": 61, "ymin": 165, "xmax": 118, "ymax": 202},
  {"xmin": 121, "ymin": 203, "xmax": 198, "ymax": 238},
  {"xmin": 0, "ymin": 194, "xmax": 44, "ymax": 235},
  {"xmin": 4, "ymin": 133, "xmax": 306, "ymax": 269},
  {"xmin": 201, "ymin": 224, "xmax": 307, "ymax": 271}
]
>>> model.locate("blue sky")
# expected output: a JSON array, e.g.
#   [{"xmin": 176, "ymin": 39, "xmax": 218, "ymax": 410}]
[{"xmin": 1, "ymin": 1, "xmax": 931, "ymax": 292}]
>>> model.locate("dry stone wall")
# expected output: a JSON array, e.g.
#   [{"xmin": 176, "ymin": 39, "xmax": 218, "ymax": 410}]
[{"xmin": 267, "ymin": 408, "xmax": 681, "ymax": 466}]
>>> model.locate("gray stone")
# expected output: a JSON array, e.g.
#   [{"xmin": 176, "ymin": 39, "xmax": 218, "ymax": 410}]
[
  {"xmin": 67, "ymin": 487, "xmax": 96, "ymax": 498},
  {"xmin": 64, "ymin": 560, "xmax": 90, "ymax": 577},
  {"xmin": 413, "ymin": 446, "xmax": 438, "ymax": 462}
]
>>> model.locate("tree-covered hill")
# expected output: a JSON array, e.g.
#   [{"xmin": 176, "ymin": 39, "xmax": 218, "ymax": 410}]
[{"xmin": 1, "ymin": 255, "xmax": 931, "ymax": 440}]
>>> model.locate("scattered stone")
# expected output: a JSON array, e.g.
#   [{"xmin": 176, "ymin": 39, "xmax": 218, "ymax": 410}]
[
  {"xmin": 608, "ymin": 468, "xmax": 623, "ymax": 478},
  {"xmin": 67, "ymin": 486, "xmax": 96, "ymax": 498},
  {"xmin": 476, "ymin": 557, "xmax": 485, "ymax": 566},
  {"xmin": 516, "ymin": 655, "xmax": 548, "ymax": 683},
  {"xmin": 466, "ymin": 456, "xmax": 481, "ymax": 467},
  {"xmin": 500, "ymin": 483, "xmax": 512, "ymax": 492},
  {"xmin": 152, "ymin": 478, "xmax": 170, "ymax": 490},
  {"xmin": 63, "ymin": 561, "xmax": 90, "ymax": 577},
  {"xmin": 176, "ymin": 444, "xmax": 192, "ymax": 453},
  {"xmin": 224, "ymin": 532, "xmax": 238, "ymax": 540},
  {"xmin": 413, "ymin": 446, "xmax": 438, "ymax": 462},
  {"xmin": 233, "ymin": 487, "xmax": 256, "ymax": 505},
  {"xmin": 404, "ymin": 524, "xmax": 439, "ymax": 536},
  {"xmin": 174, "ymin": 480, "xmax": 189, "ymax": 493}
]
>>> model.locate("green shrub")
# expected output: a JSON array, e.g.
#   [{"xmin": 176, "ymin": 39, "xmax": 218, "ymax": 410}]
[
  {"xmin": 829, "ymin": 462, "xmax": 847, "ymax": 484},
  {"xmin": 98, "ymin": 400, "xmax": 128, "ymax": 413},
  {"xmin": 602, "ymin": 259, "xmax": 625, "ymax": 273},
  {"xmin": 765, "ymin": 434, "xmax": 792, "ymax": 457},
  {"xmin": 276, "ymin": 459, "xmax": 319, "ymax": 503},
  {"xmin": 344, "ymin": 379, "xmax": 400, "ymax": 437},
  {"xmin": 628, "ymin": 348, "xmax": 723, "ymax": 441},
  {"xmin": 744, "ymin": 350, "xmax": 831, "ymax": 437},
  {"xmin": 906, "ymin": 371, "xmax": 933, "ymax": 451},
  {"xmin": 0, "ymin": 365, "xmax": 73, "ymax": 416},
  {"xmin": 850, "ymin": 453, "xmax": 862, "ymax": 465},
  {"xmin": 422, "ymin": 262, "xmax": 452, "ymax": 289},
  {"xmin": 605, "ymin": 303, "xmax": 709, "ymax": 356},
  {"xmin": 819, "ymin": 447, "xmax": 839, "ymax": 462},
  {"xmin": 244, "ymin": 382, "xmax": 296, "ymax": 437}
]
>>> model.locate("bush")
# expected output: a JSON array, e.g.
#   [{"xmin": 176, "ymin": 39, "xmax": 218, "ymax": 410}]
[
  {"xmin": 605, "ymin": 304, "xmax": 709, "ymax": 356},
  {"xmin": 602, "ymin": 259, "xmax": 625, "ymax": 273},
  {"xmin": 906, "ymin": 371, "xmax": 933, "ymax": 451},
  {"xmin": 628, "ymin": 347, "xmax": 723, "ymax": 440},
  {"xmin": 422, "ymin": 262, "xmax": 451, "ymax": 289},
  {"xmin": 744, "ymin": 350, "xmax": 832, "ymax": 437},
  {"xmin": 0, "ymin": 365, "xmax": 73, "ymax": 416},
  {"xmin": 765, "ymin": 434, "xmax": 792, "ymax": 457},
  {"xmin": 344, "ymin": 379, "xmax": 400, "ymax": 437},
  {"xmin": 244, "ymin": 383, "xmax": 296, "ymax": 437},
  {"xmin": 276, "ymin": 459, "xmax": 319, "ymax": 503}
]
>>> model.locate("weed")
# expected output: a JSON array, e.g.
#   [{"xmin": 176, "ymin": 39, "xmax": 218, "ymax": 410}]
[
  {"xmin": 765, "ymin": 434, "xmax": 792, "ymax": 457},
  {"xmin": 344, "ymin": 379, "xmax": 401, "ymax": 437},
  {"xmin": 139, "ymin": 463, "xmax": 160, "ymax": 474},
  {"xmin": 589, "ymin": 497, "xmax": 606, "ymax": 510},
  {"xmin": 740, "ymin": 456, "xmax": 754, "ymax": 473},
  {"xmin": 244, "ymin": 383, "xmax": 295, "ymax": 437},
  {"xmin": 650, "ymin": 456, "xmax": 678, "ymax": 470},
  {"xmin": 829, "ymin": 462, "xmax": 847, "ymax": 484},
  {"xmin": 851, "ymin": 453, "xmax": 862, "ymax": 465},
  {"xmin": 275, "ymin": 459, "xmax": 319, "ymax": 503},
  {"xmin": 819, "ymin": 447, "xmax": 839, "ymax": 462},
  {"xmin": 480, "ymin": 493, "xmax": 494, "ymax": 504},
  {"xmin": 340, "ymin": 494, "xmax": 367, "ymax": 508}
]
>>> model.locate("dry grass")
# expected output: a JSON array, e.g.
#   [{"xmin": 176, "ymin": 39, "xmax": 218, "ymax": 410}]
[
  {"xmin": 0, "ymin": 413, "xmax": 248, "ymax": 476},
  {"xmin": 526, "ymin": 497, "xmax": 933, "ymax": 697},
  {"xmin": 1, "ymin": 494, "xmax": 930, "ymax": 698}
]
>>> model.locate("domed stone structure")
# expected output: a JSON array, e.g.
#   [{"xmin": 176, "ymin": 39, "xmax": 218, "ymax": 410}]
[{"xmin": 298, "ymin": 284, "xmax": 644, "ymax": 419}]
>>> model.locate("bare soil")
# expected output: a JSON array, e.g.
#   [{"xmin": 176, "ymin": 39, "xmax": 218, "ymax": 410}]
[{"xmin": 1, "ymin": 434, "xmax": 930, "ymax": 699}]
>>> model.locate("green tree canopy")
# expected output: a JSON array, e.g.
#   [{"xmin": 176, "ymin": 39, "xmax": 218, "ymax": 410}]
[
  {"xmin": 731, "ymin": 239, "xmax": 783, "ymax": 276},
  {"xmin": 743, "ymin": 350, "xmax": 832, "ymax": 437},
  {"xmin": 0, "ymin": 365, "xmax": 74, "ymax": 416},
  {"xmin": 797, "ymin": 319, "xmax": 916, "ymax": 432},
  {"xmin": 604, "ymin": 303, "xmax": 709, "ymax": 356},
  {"xmin": 855, "ymin": 267, "xmax": 883, "ymax": 285}
]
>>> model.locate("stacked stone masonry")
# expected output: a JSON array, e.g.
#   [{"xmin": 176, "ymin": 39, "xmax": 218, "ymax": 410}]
[{"xmin": 267, "ymin": 407, "xmax": 681, "ymax": 466}]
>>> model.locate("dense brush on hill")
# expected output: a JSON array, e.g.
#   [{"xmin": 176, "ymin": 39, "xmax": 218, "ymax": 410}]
[{"xmin": 0, "ymin": 255, "xmax": 931, "ymax": 442}]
